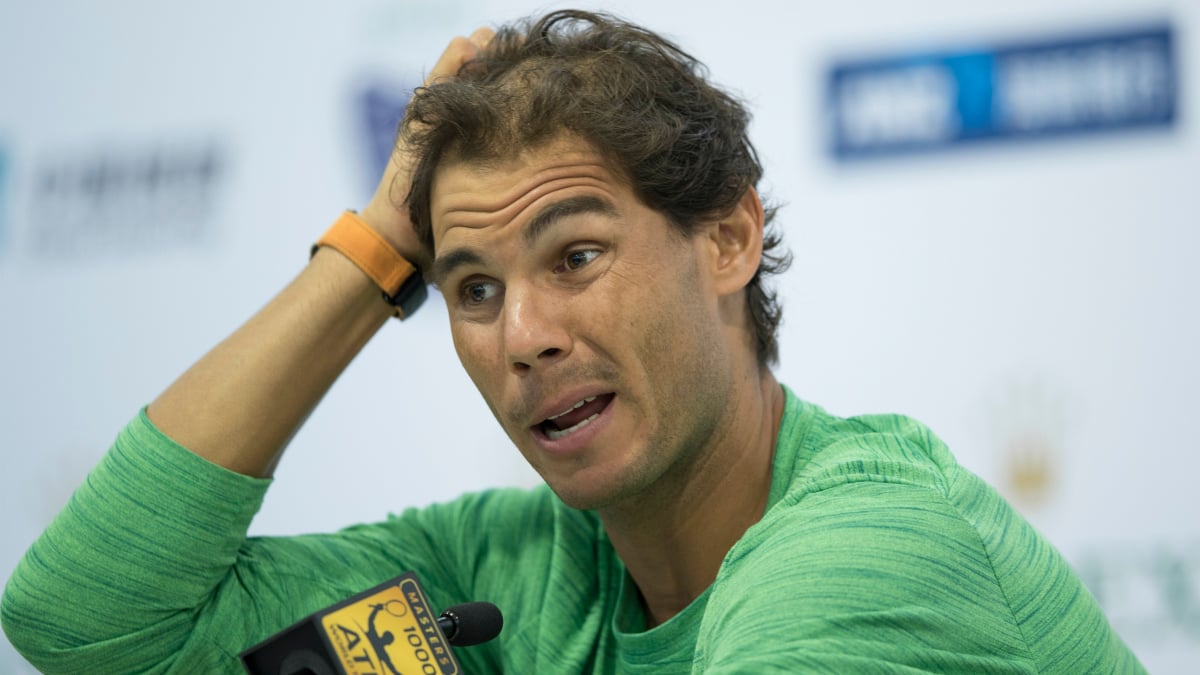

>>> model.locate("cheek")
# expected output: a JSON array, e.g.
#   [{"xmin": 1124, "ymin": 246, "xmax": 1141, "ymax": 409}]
[
  {"xmin": 638, "ymin": 266, "xmax": 725, "ymax": 384},
  {"xmin": 450, "ymin": 323, "xmax": 500, "ymax": 392}
]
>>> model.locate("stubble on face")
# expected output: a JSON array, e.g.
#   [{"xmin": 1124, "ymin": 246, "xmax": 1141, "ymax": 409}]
[
  {"xmin": 542, "ymin": 241, "xmax": 735, "ymax": 514},
  {"xmin": 434, "ymin": 137, "xmax": 738, "ymax": 514}
]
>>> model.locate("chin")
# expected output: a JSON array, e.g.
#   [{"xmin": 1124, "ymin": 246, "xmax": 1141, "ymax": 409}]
[
  {"xmin": 523, "ymin": 440, "xmax": 661, "ymax": 512},
  {"xmin": 542, "ymin": 468, "xmax": 647, "ymax": 512},
  {"xmin": 544, "ymin": 481, "xmax": 615, "ymax": 511}
]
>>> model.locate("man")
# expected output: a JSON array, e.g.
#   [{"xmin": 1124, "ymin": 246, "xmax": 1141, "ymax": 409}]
[{"xmin": 2, "ymin": 10, "xmax": 1143, "ymax": 673}]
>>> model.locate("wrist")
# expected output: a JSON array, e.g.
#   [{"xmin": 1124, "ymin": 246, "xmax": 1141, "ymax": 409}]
[
  {"xmin": 358, "ymin": 201, "xmax": 417, "ymax": 257},
  {"xmin": 311, "ymin": 211, "xmax": 427, "ymax": 320}
]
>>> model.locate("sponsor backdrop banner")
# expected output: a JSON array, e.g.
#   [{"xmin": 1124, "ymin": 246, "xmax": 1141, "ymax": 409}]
[
  {"xmin": 1, "ymin": 0, "xmax": 1196, "ymax": 672},
  {"xmin": 827, "ymin": 25, "xmax": 1177, "ymax": 158}
]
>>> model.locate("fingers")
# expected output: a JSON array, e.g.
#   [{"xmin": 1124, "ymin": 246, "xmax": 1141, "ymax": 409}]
[
  {"xmin": 469, "ymin": 26, "xmax": 495, "ymax": 49},
  {"xmin": 361, "ymin": 25, "xmax": 496, "ymax": 253},
  {"xmin": 425, "ymin": 26, "xmax": 496, "ymax": 86}
]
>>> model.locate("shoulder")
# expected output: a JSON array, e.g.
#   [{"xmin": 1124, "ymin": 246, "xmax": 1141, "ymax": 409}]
[
  {"xmin": 726, "ymin": 391, "xmax": 998, "ymax": 613},
  {"xmin": 696, "ymin": 475, "xmax": 1034, "ymax": 670},
  {"xmin": 775, "ymin": 388, "xmax": 961, "ymax": 505},
  {"xmin": 697, "ymin": 480, "xmax": 1034, "ymax": 672},
  {"xmin": 698, "ymin": 390, "xmax": 1147, "ymax": 673},
  {"xmin": 752, "ymin": 390, "xmax": 987, "ymax": 589},
  {"xmin": 693, "ymin": 391, "xmax": 1038, "ymax": 670}
]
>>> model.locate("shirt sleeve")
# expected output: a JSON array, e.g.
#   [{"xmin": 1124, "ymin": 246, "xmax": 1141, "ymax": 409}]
[
  {"xmin": 0, "ymin": 410, "xmax": 508, "ymax": 674},
  {"xmin": 693, "ymin": 479, "xmax": 1042, "ymax": 674},
  {"xmin": 1, "ymin": 410, "xmax": 270, "ymax": 672}
]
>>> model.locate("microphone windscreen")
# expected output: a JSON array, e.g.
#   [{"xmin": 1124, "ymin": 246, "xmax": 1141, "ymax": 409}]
[{"xmin": 443, "ymin": 601, "xmax": 504, "ymax": 646}]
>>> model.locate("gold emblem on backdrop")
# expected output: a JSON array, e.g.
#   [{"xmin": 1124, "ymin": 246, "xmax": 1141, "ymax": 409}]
[{"xmin": 986, "ymin": 373, "xmax": 1069, "ymax": 509}]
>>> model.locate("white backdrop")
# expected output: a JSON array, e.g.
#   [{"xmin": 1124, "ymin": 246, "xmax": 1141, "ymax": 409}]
[{"xmin": 1, "ymin": 0, "xmax": 1196, "ymax": 672}]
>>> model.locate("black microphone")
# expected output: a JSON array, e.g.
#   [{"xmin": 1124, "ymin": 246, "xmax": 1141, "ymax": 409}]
[
  {"xmin": 437, "ymin": 601, "xmax": 504, "ymax": 646},
  {"xmin": 240, "ymin": 572, "xmax": 503, "ymax": 675}
]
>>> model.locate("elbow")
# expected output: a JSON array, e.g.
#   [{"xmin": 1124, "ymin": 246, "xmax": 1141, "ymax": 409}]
[{"xmin": 2, "ymin": 566, "xmax": 61, "ymax": 670}]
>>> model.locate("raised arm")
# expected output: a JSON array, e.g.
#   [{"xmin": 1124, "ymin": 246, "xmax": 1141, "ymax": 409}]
[
  {"xmin": 148, "ymin": 28, "xmax": 495, "ymax": 478},
  {"xmin": 2, "ymin": 28, "xmax": 496, "ymax": 675}
]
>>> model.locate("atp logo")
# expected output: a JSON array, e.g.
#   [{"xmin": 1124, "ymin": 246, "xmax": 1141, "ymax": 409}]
[
  {"xmin": 320, "ymin": 575, "xmax": 459, "ymax": 675},
  {"xmin": 326, "ymin": 600, "xmax": 410, "ymax": 675}
]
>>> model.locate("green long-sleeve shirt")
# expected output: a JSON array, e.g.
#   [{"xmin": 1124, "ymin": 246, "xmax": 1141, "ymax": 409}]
[{"xmin": 2, "ymin": 389, "xmax": 1145, "ymax": 673}]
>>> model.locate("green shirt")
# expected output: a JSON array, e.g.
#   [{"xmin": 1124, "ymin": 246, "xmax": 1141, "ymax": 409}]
[{"xmin": 2, "ymin": 388, "xmax": 1145, "ymax": 673}]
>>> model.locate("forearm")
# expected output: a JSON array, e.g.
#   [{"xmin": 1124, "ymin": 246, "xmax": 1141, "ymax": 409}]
[
  {"xmin": 149, "ymin": 29, "xmax": 498, "ymax": 478},
  {"xmin": 148, "ymin": 246, "xmax": 393, "ymax": 477}
]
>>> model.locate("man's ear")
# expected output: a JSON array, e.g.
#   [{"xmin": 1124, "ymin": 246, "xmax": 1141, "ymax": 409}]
[{"xmin": 704, "ymin": 187, "xmax": 765, "ymax": 297}]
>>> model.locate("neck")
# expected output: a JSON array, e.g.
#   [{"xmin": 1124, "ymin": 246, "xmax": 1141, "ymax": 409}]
[{"xmin": 599, "ymin": 370, "xmax": 784, "ymax": 628}]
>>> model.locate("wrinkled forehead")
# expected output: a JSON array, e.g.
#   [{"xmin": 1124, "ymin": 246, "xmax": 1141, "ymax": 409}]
[{"xmin": 428, "ymin": 135, "xmax": 632, "ymax": 243}]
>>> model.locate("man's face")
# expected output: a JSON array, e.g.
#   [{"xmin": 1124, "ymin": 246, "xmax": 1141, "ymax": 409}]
[{"xmin": 429, "ymin": 136, "xmax": 735, "ymax": 511}]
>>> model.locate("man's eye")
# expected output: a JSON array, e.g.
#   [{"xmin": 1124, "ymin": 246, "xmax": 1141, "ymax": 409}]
[
  {"xmin": 462, "ymin": 281, "xmax": 499, "ymax": 305},
  {"xmin": 562, "ymin": 249, "xmax": 601, "ymax": 272}
]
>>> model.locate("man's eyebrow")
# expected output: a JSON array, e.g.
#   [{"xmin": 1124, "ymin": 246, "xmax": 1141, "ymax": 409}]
[
  {"xmin": 431, "ymin": 248, "xmax": 485, "ymax": 288},
  {"xmin": 523, "ymin": 195, "xmax": 618, "ymax": 246},
  {"xmin": 432, "ymin": 196, "xmax": 618, "ymax": 287}
]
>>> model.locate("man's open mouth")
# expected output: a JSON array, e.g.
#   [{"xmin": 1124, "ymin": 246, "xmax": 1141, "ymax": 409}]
[{"xmin": 536, "ymin": 393, "xmax": 615, "ymax": 440}]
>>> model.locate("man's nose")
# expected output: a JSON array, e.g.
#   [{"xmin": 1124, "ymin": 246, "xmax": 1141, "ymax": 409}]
[{"xmin": 503, "ymin": 285, "xmax": 570, "ymax": 375}]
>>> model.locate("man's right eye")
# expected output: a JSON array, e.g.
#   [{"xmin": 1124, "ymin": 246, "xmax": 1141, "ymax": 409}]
[{"xmin": 462, "ymin": 281, "xmax": 500, "ymax": 305}]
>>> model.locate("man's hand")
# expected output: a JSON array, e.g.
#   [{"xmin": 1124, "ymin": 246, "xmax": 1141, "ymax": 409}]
[{"xmin": 359, "ymin": 27, "xmax": 495, "ymax": 267}]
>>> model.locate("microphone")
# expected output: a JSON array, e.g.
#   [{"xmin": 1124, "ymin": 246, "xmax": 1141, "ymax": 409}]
[
  {"xmin": 240, "ymin": 572, "xmax": 503, "ymax": 675},
  {"xmin": 437, "ymin": 601, "xmax": 503, "ymax": 646}
]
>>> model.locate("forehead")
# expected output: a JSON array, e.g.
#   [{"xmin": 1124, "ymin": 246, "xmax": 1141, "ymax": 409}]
[{"xmin": 429, "ymin": 136, "xmax": 628, "ymax": 242}]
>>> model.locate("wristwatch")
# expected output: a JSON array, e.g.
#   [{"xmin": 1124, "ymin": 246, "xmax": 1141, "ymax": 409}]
[{"xmin": 312, "ymin": 210, "xmax": 426, "ymax": 320}]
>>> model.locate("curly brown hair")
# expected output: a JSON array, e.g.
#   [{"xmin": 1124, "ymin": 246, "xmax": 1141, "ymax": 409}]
[{"xmin": 402, "ymin": 9, "xmax": 791, "ymax": 366}]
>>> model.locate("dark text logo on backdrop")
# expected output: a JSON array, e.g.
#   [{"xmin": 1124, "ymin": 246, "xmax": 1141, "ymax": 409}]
[{"xmin": 31, "ymin": 140, "xmax": 226, "ymax": 258}]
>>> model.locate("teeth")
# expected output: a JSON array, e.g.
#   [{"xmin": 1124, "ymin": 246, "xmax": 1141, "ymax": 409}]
[
  {"xmin": 546, "ymin": 412, "xmax": 600, "ymax": 440},
  {"xmin": 547, "ymin": 396, "xmax": 596, "ymax": 421}
]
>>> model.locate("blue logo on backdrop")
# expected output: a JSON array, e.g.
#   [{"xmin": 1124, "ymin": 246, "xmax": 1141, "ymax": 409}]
[
  {"xmin": 0, "ymin": 146, "xmax": 8, "ymax": 255},
  {"xmin": 826, "ymin": 24, "xmax": 1177, "ymax": 159},
  {"xmin": 357, "ymin": 81, "xmax": 413, "ymax": 197}
]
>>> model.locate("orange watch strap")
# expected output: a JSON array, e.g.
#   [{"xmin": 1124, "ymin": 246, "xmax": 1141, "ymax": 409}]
[{"xmin": 313, "ymin": 211, "xmax": 423, "ymax": 318}]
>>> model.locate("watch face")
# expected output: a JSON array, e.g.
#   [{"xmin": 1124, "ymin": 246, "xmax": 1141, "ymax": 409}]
[{"xmin": 391, "ymin": 269, "xmax": 427, "ymax": 320}]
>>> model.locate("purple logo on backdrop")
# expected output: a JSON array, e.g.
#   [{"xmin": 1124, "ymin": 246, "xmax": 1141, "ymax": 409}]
[
  {"xmin": 357, "ymin": 81, "xmax": 413, "ymax": 197},
  {"xmin": 826, "ymin": 23, "xmax": 1177, "ymax": 159}
]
